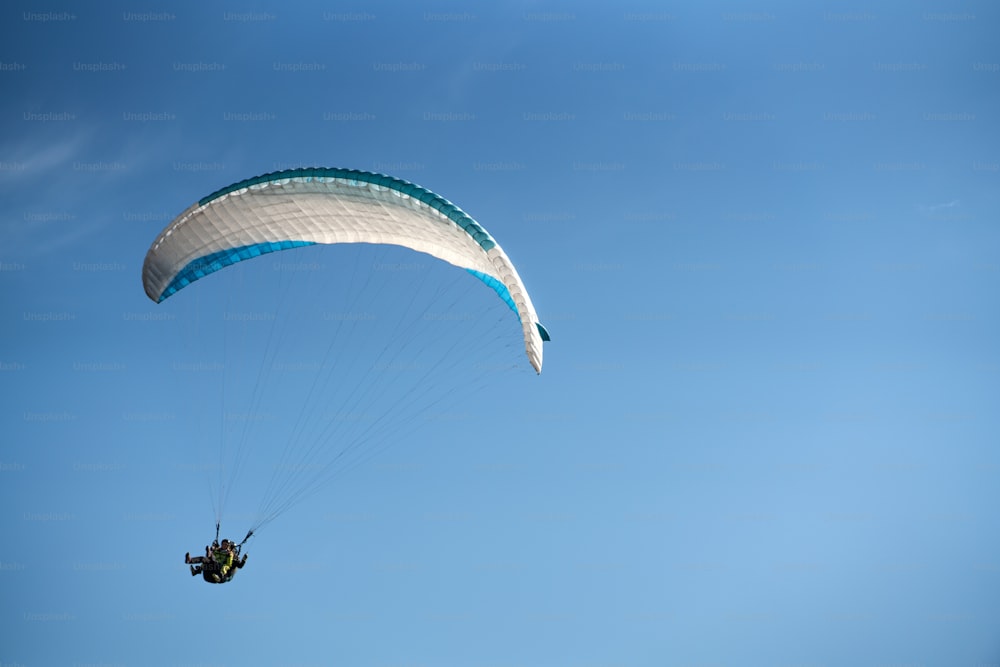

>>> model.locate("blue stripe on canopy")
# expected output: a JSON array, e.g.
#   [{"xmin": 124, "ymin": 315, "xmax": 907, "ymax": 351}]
[
  {"xmin": 158, "ymin": 240, "xmax": 316, "ymax": 302},
  {"xmin": 466, "ymin": 268, "xmax": 519, "ymax": 319}
]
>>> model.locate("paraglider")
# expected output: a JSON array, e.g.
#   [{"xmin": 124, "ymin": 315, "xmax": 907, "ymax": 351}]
[
  {"xmin": 143, "ymin": 167, "xmax": 549, "ymax": 584},
  {"xmin": 186, "ymin": 537, "xmax": 248, "ymax": 584}
]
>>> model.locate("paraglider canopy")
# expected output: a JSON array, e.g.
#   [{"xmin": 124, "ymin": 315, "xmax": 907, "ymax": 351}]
[{"xmin": 142, "ymin": 167, "xmax": 548, "ymax": 372}]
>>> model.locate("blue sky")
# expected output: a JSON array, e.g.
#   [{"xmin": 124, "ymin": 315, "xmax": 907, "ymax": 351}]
[{"xmin": 2, "ymin": 1, "xmax": 1000, "ymax": 665}]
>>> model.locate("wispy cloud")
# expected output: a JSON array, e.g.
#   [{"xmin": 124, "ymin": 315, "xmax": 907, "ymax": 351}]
[
  {"xmin": 919, "ymin": 199, "xmax": 960, "ymax": 214},
  {"xmin": 0, "ymin": 133, "xmax": 102, "ymax": 257},
  {"xmin": 0, "ymin": 133, "xmax": 90, "ymax": 182}
]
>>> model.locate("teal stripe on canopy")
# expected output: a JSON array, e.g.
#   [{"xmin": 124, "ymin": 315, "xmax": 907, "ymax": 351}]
[{"xmin": 198, "ymin": 167, "xmax": 499, "ymax": 254}]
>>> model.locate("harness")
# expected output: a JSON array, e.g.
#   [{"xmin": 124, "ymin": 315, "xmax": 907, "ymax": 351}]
[{"xmin": 202, "ymin": 522, "xmax": 254, "ymax": 583}]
